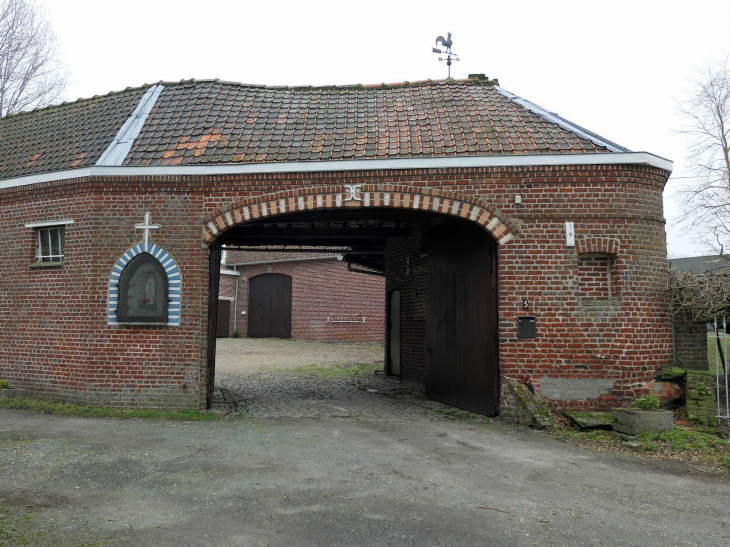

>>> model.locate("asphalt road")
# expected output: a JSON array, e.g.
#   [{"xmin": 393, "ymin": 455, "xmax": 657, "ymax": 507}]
[{"xmin": 1, "ymin": 410, "xmax": 729, "ymax": 546}]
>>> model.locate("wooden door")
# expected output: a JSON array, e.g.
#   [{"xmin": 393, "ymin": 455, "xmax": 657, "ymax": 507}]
[
  {"xmin": 216, "ymin": 300, "xmax": 231, "ymax": 338},
  {"xmin": 248, "ymin": 274, "xmax": 292, "ymax": 338},
  {"xmin": 426, "ymin": 220, "xmax": 499, "ymax": 416},
  {"xmin": 389, "ymin": 290, "xmax": 401, "ymax": 376}
]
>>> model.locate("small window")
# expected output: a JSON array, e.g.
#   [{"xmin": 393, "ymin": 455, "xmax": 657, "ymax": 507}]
[
  {"xmin": 36, "ymin": 226, "xmax": 65, "ymax": 262},
  {"xmin": 26, "ymin": 219, "xmax": 73, "ymax": 265}
]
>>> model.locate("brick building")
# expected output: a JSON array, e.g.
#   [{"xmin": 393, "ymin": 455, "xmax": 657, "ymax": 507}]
[
  {"xmin": 0, "ymin": 76, "xmax": 676, "ymax": 414},
  {"xmin": 217, "ymin": 250, "xmax": 385, "ymax": 342}
]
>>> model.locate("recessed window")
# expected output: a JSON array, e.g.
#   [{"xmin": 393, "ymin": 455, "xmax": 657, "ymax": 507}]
[
  {"xmin": 577, "ymin": 253, "xmax": 615, "ymax": 300},
  {"xmin": 25, "ymin": 219, "xmax": 74, "ymax": 265}
]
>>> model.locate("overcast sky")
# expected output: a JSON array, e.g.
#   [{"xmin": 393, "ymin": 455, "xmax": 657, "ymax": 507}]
[{"xmin": 36, "ymin": 0, "xmax": 730, "ymax": 257}]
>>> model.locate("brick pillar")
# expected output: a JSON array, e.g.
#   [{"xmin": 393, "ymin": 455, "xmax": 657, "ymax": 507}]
[{"xmin": 674, "ymin": 308, "xmax": 708, "ymax": 370}]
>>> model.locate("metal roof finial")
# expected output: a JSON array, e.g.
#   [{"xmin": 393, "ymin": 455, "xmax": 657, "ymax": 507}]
[{"xmin": 432, "ymin": 33, "xmax": 460, "ymax": 78}]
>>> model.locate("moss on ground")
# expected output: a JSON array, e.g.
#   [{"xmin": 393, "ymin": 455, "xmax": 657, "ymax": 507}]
[
  {"xmin": 435, "ymin": 408, "xmax": 492, "ymax": 424},
  {"xmin": 0, "ymin": 398, "xmax": 220, "ymax": 421},
  {"xmin": 289, "ymin": 362, "xmax": 381, "ymax": 379},
  {"xmin": 0, "ymin": 505, "xmax": 108, "ymax": 547}
]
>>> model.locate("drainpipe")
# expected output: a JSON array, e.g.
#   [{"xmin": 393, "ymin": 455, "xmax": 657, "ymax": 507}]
[{"xmin": 233, "ymin": 265, "xmax": 240, "ymax": 333}]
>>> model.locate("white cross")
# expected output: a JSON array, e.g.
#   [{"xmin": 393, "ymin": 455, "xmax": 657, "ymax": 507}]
[{"xmin": 135, "ymin": 212, "xmax": 160, "ymax": 251}]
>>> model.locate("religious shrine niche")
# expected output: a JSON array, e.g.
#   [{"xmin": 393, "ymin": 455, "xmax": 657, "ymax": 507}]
[
  {"xmin": 117, "ymin": 254, "xmax": 169, "ymax": 323},
  {"xmin": 107, "ymin": 213, "xmax": 182, "ymax": 327}
]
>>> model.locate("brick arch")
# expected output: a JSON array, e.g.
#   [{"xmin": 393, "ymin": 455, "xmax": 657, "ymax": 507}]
[
  {"xmin": 203, "ymin": 184, "xmax": 517, "ymax": 245},
  {"xmin": 576, "ymin": 237, "xmax": 620, "ymax": 256}
]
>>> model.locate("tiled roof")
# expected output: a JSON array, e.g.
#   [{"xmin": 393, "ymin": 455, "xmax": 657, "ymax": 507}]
[
  {"xmin": 669, "ymin": 255, "xmax": 730, "ymax": 274},
  {"xmin": 0, "ymin": 87, "xmax": 148, "ymax": 179},
  {"xmin": 125, "ymin": 79, "xmax": 616, "ymax": 166},
  {"xmin": 0, "ymin": 77, "xmax": 628, "ymax": 181}
]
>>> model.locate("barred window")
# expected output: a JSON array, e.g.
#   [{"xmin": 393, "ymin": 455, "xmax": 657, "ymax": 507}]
[{"xmin": 36, "ymin": 226, "xmax": 65, "ymax": 262}]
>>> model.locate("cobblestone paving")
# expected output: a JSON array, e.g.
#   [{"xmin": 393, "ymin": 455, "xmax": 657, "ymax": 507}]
[
  {"xmin": 212, "ymin": 339, "xmax": 482, "ymax": 421},
  {"xmin": 212, "ymin": 367, "xmax": 467, "ymax": 422}
]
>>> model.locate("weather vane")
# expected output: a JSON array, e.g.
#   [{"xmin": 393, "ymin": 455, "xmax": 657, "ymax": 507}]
[{"xmin": 432, "ymin": 32, "xmax": 459, "ymax": 78}]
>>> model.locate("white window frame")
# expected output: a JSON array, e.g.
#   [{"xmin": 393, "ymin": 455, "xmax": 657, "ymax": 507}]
[{"xmin": 25, "ymin": 219, "xmax": 74, "ymax": 264}]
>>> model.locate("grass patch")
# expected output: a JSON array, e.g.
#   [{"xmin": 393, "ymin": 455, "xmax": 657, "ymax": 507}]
[
  {"xmin": 290, "ymin": 362, "xmax": 381, "ymax": 379},
  {"xmin": 638, "ymin": 428, "xmax": 724, "ymax": 453},
  {"xmin": 0, "ymin": 506, "xmax": 42, "ymax": 547},
  {"xmin": 553, "ymin": 424, "xmax": 730, "ymax": 473},
  {"xmin": 0, "ymin": 398, "xmax": 220, "ymax": 421}
]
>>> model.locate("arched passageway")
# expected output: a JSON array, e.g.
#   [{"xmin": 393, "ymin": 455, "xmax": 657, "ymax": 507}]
[{"xmin": 205, "ymin": 187, "xmax": 514, "ymax": 416}]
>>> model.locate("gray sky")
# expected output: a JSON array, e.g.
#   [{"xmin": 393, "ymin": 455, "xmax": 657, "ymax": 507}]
[{"xmin": 37, "ymin": 0, "xmax": 730, "ymax": 257}]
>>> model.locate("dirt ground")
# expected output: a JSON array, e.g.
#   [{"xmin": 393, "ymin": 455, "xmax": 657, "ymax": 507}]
[{"xmin": 215, "ymin": 338, "xmax": 384, "ymax": 375}]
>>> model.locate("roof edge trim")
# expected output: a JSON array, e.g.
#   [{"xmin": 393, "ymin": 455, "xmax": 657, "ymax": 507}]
[
  {"xmin": 494, "ymin": 86, "xmax": 630, "ymax": 154},
  {"xmin": 96, "ymin": 85, "xmax": 165, "ymax": 166},
  {"xmin": 0, "ymin": 152, "xmax": 673, "ymax": 190}
]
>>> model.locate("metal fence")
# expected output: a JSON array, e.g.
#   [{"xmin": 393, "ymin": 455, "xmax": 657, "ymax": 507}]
[{"xmin": 712, "ymin": 317, "xmax": 729, "ymax": 436}]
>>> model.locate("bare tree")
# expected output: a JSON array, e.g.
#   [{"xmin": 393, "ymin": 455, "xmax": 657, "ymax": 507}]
[
  {"xmin": 0, "ymin": 0, "xmax": 67, "ymax": 117},
  {"xmin": 679, "ymin": 58, "xmax": 730, "ymax": 254}
]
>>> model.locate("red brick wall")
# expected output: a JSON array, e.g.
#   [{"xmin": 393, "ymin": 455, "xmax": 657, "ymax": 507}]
[
  {"xmin": 0, "ymin": 164, "xmax": 673, "ymax": 411},
  {"xmin": 226, "ymin": 257, "xmax": 385, "ymax": 342},
  {"xmin": 0, "ymin": 177, "xmax": 207, "ymax": 409},
  {"xmin": 674, "ymin": 308, "xmax": 709, "ymax": 370},
  {"xmin": 218, "ymin": 270, "xmax": 238, "ymax": 336},
  {"xmin": 385, "ymin": 221, "xmax": 428, "ymax": 384}
]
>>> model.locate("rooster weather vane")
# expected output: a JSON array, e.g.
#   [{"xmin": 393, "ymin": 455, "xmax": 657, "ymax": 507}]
[{"xmin": 432, "ymin": 32, "xmax": 459, "ymax": 78}]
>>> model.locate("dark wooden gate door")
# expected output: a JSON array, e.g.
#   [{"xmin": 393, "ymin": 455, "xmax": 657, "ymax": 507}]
[
  {"xmin": 248, "ymin": 274, "xmax": 292, "ymax": 338},
  {"xmin": 216, "ymin": 300, "xmax": 231, "ymax": 338},
  {"xmin": 426, "ymin": 220, "xmax": 499, "ymax": 416},
  {"xmin": 389, "ymin": 290, "xmax": 401, "ymax": 376},
  {"xmin": 206, "ymin": 241, "xmax": 222, "ymax": 408}
]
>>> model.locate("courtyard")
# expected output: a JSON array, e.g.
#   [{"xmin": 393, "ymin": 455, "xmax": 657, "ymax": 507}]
[{"xmin": 212, "ymin": 338, "xmax": 459, "ymax": 421}]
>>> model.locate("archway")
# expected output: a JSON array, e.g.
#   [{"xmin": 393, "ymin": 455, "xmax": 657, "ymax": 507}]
[{"xmin": 204, "ymin": 185, "xmax": 515, "ymax": 414}]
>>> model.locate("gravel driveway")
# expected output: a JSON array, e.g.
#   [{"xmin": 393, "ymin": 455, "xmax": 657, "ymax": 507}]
[{"xmin": 1, "ymin": 410, "xmax": 729, "ymax": 546}]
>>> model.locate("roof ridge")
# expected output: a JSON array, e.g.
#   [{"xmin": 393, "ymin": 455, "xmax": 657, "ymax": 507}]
[
  {"xmin": 0, "ymin": 82, "xmax": 159, "ymax": 121},
  {"xmin": 1, "ymin": 76, "xmax": 500, "ymax": 120}
]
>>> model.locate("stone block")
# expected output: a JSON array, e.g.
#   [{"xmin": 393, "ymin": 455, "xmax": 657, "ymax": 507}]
[
  {"xmin": 611, "ymin": 408, "xmax": 674, "ymax": 436},
  {"xmin": 501, "ymin": 377, "xmax": 556, "ymax": 429},
  {"xmin": 655, "ymin": 366, "xmax": 686, "ymax": 382},
  {"xmin": 539, "ymin": 377, "xmax": 615, "ymax": 401},
  {"xmin": 564, "ymin": 411, "xmax": 613, "ymax": 430},
  {"xmin": 0, "ymin": 388, "xmax": 28, "ymax": 399}
]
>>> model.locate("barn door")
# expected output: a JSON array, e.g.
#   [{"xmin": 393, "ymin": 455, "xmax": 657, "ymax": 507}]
[
  {"xmin": 216, "ymin": 300, "xmax": 231, "ymax": 338},
  {"xmin": 426, "ymin": 220, "xmax": 499, "ymax": 416},
  {"xmin": 389, "ymin": 290, "xmax": 401, "ymax": 376},
  {"xmin": 248, "ymin": 274, "xmax": 292, "ymax": 338}
]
